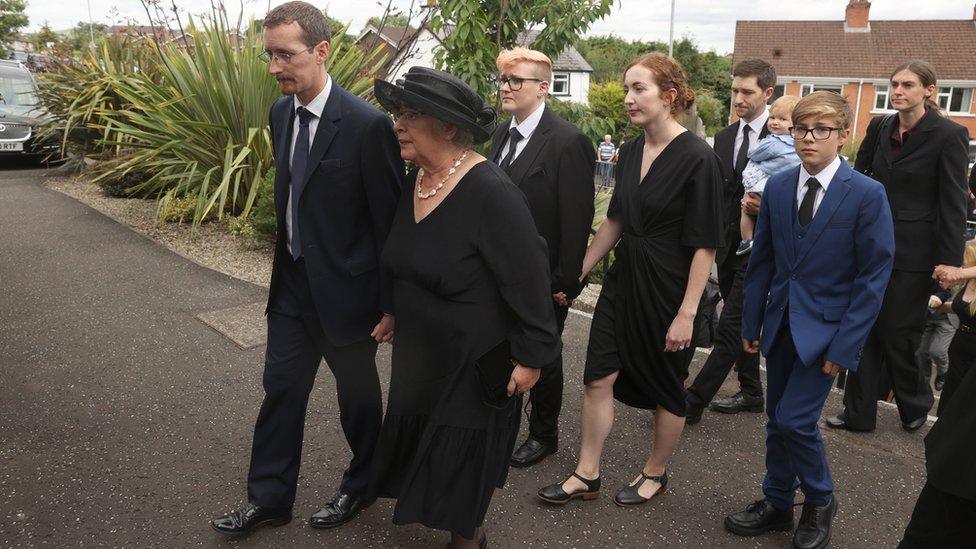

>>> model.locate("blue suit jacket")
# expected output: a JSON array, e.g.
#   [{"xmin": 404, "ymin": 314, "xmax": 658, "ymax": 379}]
[
  {"xmin": 266, "ymin": 83, "xmax": 405, "ymax": 346},
  {"xmin": 741, "ymin": 160, "xmax": 894, "ymax": 371}
]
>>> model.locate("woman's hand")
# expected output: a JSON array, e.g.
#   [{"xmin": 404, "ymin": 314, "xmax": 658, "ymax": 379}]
[
  {"xmin": 934, "ymin": 265, "xmax": 966, "ymax": 289},
  {"xmin": 665, "ymin": 311, "xmax": 695, "ymax": 352},
  {"xmin": 506, "ymin": 363, "xmax": 541, "ymax": 396},
  {"xmin": 370, "ymin": 314, "xmax": 395, "ymax": 343}
]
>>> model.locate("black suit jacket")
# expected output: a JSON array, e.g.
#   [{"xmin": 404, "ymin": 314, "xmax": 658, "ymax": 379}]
[
  {"xmin": 855, "ymin": 112, "xmax": 969, "ymax": 271},
  {"xmin": 488, "ymin": 105, "xmax": 595, "ymax": 299},
  {"xmin": 713, "ymin": 120, "xmax": 770, "ymax": 273},
  {"xmin": 266, "ymin": 83, "xmax": 405, "ymax": 345}
]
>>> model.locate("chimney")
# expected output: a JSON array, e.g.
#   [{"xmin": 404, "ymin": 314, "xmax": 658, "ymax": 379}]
[{"xmin": 845, "ymin": 1, "xmax": 871, "ymax": 33}]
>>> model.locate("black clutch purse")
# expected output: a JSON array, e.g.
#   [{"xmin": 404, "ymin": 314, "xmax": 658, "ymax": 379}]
[{"xmin": 474, "ymin": 340, "xmax": 516, "ymax": 409}]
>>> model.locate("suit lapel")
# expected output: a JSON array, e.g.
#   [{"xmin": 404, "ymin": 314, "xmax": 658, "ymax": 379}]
[
  {"xmin": 892, "ymin": 112, "xmax": 937, "ymax": 164},
  {"xmin": 506, "ymin": 106, "xmax": 553, "ymax": 185},
  {"xmin": 877, "ymin": 114, "xmax": 895, "ymax": 169},
  {"xmin": 296, "ymin": 84, "xmax": 344, "ymax": 201},
  {"xmin": 488, "ymin": 123, "xmax": 507, "ymax": 163},
  {"xmin": 273, "ymin": 99, "xmax": 295, "ymax": 223},
  {"xmin": 716, "ymin": 122, "xmax": 736, "ymax": 173},
  {"xmin": 793, "ymin": 162, "xmax": 853, "ymax": 266},
  {"xmin": 775, "ymin": 166, "xmax": 801, "ymax": 266}
]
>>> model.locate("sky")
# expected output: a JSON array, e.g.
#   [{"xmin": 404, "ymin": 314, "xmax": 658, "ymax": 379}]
[{"xmin": 25, "ymin": 0, "xmax": 973, "ymax": 54}]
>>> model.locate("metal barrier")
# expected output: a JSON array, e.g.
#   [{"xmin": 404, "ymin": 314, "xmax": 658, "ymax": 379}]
[{"xmin": 595, "ymin": 160, "xmax": 616, "ymax": 190}]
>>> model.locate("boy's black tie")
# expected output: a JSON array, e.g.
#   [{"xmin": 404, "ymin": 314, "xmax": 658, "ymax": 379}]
[{"xmin": 798, "ymin": 177, "xmax": 821, "ymax": 227}]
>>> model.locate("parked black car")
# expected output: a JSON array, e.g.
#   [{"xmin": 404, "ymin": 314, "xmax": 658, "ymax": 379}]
[{"xmin": 0, "ymin": 59, "xmax": 60, "ymax": 162}]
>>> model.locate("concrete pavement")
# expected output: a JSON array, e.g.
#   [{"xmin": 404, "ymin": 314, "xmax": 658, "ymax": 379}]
[{"xmin": 1, "ymin": 164, "xmax": 926, "ymax": 548}]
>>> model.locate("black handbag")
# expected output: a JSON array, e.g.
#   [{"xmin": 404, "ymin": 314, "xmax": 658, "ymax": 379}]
[{"xmin": 474, "ymin": 340, "xmax": 516, "ymax": 409}]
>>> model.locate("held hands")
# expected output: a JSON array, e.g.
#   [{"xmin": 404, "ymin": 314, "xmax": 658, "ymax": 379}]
[
  {"xmin": 742, "ymin": 339, "xmax": 760, "ymax": 354},
  {"xmin": 741, "ymin": 193, "xmax": 762, "ymax": 216},
  {"xmin": 370, "ymin": 314, "xmax": 395, "ymax": 343},
  {"xmin": 933, "ymin": 265, "xmax": 964, "ymax": 289},
  {"xmin": 553, "ymin": 292, "xmax": 570, "ymax": 307},
  {"xmin": 506, "ymin": 363, "xmax": 541, "ymax": 397},
  {"xmin": 822, "ymin": 360, "xmax": 845, "ymax": 377},
  {"xmin": 665, "ymin": 311, "xmax": 695, "ymax": 352}
]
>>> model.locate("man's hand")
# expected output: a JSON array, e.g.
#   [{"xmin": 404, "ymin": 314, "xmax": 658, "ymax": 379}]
[
  {"xmin": 928, "ymin": 295, "xmax": 944, "ymax": 310},
  {"xmin": 822, "ymin": 360, "xmax": 845, "ymax": 376},
  {"xmin": 506, "ymin": 364, "xmax": 541, "ymax": 396},
  {"xmin": 370, "ymin": 314, "xmax": 395, "ymax": 343},
  {"xmin": 742, "ymin": 192, "xmax": 762, "ymax": 216},
  {"xmin": 934, "ymin": 265, "xmax": 964, "ymax": 289},
  {"xmin": 742, "ymin": 338, "xmax": 760, "ymax": 353},
  {"xmin": 552, "ymin": 292, "xmax": 570, "ymax": 307}
]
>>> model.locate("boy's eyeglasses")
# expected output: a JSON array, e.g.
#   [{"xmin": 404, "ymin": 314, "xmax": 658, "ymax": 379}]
[
  {"xmin": 259, "ymin": 47, "xmax": 314, "ymax": 64},
  {"xmin": 494, "ymin": 75, "xmax": 544, "ymax": 91},
  {"xmin": 789, "ymin": 126, "xmax": 843, "ymax": 141}
]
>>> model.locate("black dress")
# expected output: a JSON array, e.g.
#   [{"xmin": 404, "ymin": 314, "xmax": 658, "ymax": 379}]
[
  {"xmin": 369, "ymin": 161, "xmax": 560, "ymax": 537},
  {"xmin": 939, "ymin": 291, "xmax": 976, "ymax": 413},
  {"xmin": 584, "ymin": 132, "xmax": 724, "ymax": 416}
]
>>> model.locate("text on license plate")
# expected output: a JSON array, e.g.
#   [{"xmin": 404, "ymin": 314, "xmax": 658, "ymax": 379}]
[{"xmin": 0, "ymin": 142, "xmax": 24, "ymax": 151}]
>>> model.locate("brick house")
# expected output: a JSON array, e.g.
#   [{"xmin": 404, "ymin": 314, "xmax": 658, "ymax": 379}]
[{"xmin": 733, "ymin": 1, "xmax": 976, "ymax": 163}]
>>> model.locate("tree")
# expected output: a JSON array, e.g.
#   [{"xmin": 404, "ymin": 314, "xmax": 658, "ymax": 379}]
[
  {"xmin": 430, "ymin": 0, "xmax": 614, "ymax": 99},
  {"xmin": 0, "ymin": 0, "xmax": 28, "ymax": 57},
  {"xmin": 66, "ymin": 22, "xmax": 109, "ymax": 53},
  {"xmin": 367, "ymin": 14, "xmax": 410, "ymax": 29},
  {"xmin": 32, "ymin": 21, "xmax": 60, "ymax": 52}
]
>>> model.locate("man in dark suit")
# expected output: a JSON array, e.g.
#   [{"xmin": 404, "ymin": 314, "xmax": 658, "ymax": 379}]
[
  {"xmin": 685, "ymin": 59, "xmax": 774, "ymax": 424},
  {"xmin": 828, "ymin": 63, "xmax": 969, "ymax": 433},
  {"xmin": 489, "ymin": 47, "xmax": 595, "ymax": 468},
  {"xmin": 211, "ymin": 2, "xmax": 404, "ymax": 535}
]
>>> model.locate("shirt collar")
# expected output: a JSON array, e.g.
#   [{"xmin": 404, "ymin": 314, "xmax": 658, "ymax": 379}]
[
  {"xmin": 799, "ymin": 155, "xmax": 842, "ymax": 190},
  {"xmin": 293, "ymin": 75, "xmax": 332, "ymax": 119},
  {"xmin": 508, "ymin": 101, "xmax": 546, "ymax": 138},
  {"xmin": 739, "ymin": 106, "xmax": 769, "ymax": 136}
]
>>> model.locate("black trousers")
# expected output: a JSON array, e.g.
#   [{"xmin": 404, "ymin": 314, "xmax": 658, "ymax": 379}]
[
  {"xmin": 843, "ymin": 270, "xmax": 934, "ymax": 430},
  {"xmin": 899, "ymin": 481, "xmax": 976, "ymax": 548},
  {"xmin": 939, "ymin": 330, "xmax": 976, "ymax": 415},
  {"xmin": 525, "ymin": 302, "xmax": 570, "ymax": 446},
  {"xmin": 686, "ymin": 262, "xmax": 763, "ymax": 409},
  {"xmin": 247, "ymin": 257, "xmax": 382, "ymax": 508}
]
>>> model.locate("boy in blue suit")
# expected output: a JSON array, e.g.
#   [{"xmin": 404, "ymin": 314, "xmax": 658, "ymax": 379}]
[{"xmin": 724, "ymin": 91, "xmax": 895, "ymax": 549}]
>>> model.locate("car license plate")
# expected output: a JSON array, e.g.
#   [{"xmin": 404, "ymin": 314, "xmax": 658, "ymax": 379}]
[{"xmin": 0, "ymin": 142, "xmax": 24, "ymax": 151}]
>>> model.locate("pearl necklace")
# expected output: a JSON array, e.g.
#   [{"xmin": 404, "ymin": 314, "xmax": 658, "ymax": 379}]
[{"xmin": 416, "ymin": 150, "xmax": 469, "ymax": 199}]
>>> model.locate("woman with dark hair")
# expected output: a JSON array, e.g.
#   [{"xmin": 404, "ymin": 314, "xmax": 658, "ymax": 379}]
[
  {"xmin": 368, "ymin": 67, "xmax": 560, "ymax": 548},
  {"xmin": 538, "ymin": 52, "xmax": 724, "ymax": 508},
  {"xmin": 829, "ymin": 59, "xmax": 971, "ymax": 433}
]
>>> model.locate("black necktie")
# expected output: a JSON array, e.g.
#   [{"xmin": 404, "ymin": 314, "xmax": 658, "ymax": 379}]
[
  {"xmin": 499, "ymin": 127, "xmax": 524, "ymax": 173},
  {"xmin": 798, "ymin": 177, "xmax": 821, "ymax": 227},
  {"xmin": 734, "ymin": 123, "xmax": 752, "ymax": 177},
  {"xmin": 290, "ymin": 106, "xmax": 314, "ymax": 260}
]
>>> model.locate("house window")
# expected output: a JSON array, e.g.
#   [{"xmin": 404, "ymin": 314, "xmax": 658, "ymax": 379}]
[
  {"xmin": 801, "ymin": 84, "xmax": 842, "ymax": 97},
  {"xmin": 937, "ymin": 87, "xmax": 974, "ymax": 114},
  {"xmin": 874, "ymin": 84, "xmax": 894, "ymax": 111},
  {"xmin": 551, "ymin": 73, "xmax": 570, "ymax": 96}
]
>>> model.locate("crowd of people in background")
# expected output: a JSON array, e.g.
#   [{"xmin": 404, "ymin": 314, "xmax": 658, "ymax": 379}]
[{"xmin": 206, "ymin": 2, "xmax": 976, "ymax": 548}]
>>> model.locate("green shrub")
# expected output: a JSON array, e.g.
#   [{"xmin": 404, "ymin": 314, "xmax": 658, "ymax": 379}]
[
  {"xmin": 227, "ymin": 216, "xmax": 256, "ymax": 238},
  {"xmin": 249, "ymin": 166, "xmax": 277, "ymax": 240},
  {"xmin": 158, "ymin": 191, "xmax": 199, "ymax": 224}
]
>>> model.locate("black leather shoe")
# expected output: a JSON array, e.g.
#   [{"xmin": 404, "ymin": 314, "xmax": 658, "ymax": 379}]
[
  {"xmin": 710, "ymin": 392, "xmax": 764, "ymax": 414},
  {"xmin": 538, "ymin": 473, "xmax": 600, "ymax": 504},
  {"xmin": 210, "ymin": 503, "xmax": 292, "ymax": 535},
  {"xmin": 902, "ymin": 416, "xmax": 927, "ymax": 432},
  {"xmin": 685, "ymin": 404, "xmax": 704, "ymax": 426},
  {"xmin": 613, "ymin": 470, "xmax": 667, "ymax": 507},
  {"xmin": 793, "ymin": 496, "xmax": 837, "ymax": 549},
  {"xmin": 309, "ymin": 492, "xmax": 370, "ymax": 529},
  {"xmin": 934, "ymin": 375, "xmax": 945, "ymax": 391},
  {"xmin": 724, "ymin": 499, "xmax": 794, "ymax": 537},
  {"xmin": 510, "ymin": 438, "xmax": 556, "ymax": 468},
  {"xmin": 824, "ymin": 411, "xmax": 873, "ymax": 432},
  {"xmin": 445, "ymin": 532, "xmax": 488, "ymax": 549}
]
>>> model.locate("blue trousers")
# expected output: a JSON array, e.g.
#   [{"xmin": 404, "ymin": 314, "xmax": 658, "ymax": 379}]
[{"xmin": 762, "ymin": 325, "xmax": 836, "ymax": 510}]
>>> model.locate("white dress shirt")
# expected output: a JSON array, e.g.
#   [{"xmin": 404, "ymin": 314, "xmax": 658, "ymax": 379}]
[
  {"xmin": 286, "ymin": 76, "xmax": 332, "ymax": 256},
  {"xmin": 498, "ymin": 101, "xmax": 546, "ymax": 163},
  {"xmin": 733, "ymin": 106, "xmax": 769, "ymax": 163},
  {"xmin": 796, "ymin": 155, "xmax": 841, "ymax": 218}
]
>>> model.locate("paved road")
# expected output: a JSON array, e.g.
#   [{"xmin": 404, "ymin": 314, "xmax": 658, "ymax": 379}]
[{"xmin": 1, "ymin": 164, "xmax": 927, "ymax": 548}]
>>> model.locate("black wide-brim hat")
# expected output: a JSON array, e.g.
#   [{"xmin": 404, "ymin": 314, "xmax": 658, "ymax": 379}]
[{"xmin": 374, "ymin": 66, "xmax": 496, "ymax": 144}]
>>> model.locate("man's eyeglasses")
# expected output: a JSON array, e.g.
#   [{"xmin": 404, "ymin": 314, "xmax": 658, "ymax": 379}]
[
  {"xmin": 789, "ymin": 126, "xmax": 843, "ymax": 141},
  {"xmin": 259, "ymin": 47, "xmax": 314, "ymax": 64},
  {"xmin": 495, "ymin": 75, "xmax": 544, "ymax": 91}
]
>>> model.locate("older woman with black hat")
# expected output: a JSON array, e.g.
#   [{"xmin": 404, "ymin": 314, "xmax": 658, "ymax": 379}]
[{"xmin": 368, "ymin": 67, "xmax": 561, "ymax": 548}]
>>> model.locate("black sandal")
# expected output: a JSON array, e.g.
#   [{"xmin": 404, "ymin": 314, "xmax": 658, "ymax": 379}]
[
  {"xmin": 614, "ymin": 470, "xmax": 668, "ymax": 507},
  {"xmin": 538, "ymin": 472, "xmax": 601, "ymax": 504}
]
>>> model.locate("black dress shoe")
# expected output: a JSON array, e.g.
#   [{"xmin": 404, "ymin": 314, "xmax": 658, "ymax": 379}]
[
  {"xmin": 824, "ymin": 411, "xmax": 873, "ymax": 432},
  {"xmin": 538, "ymin": 473, "xmax": 600, "ymax": 504},
  {"xmin": 685, "ymin": 404, "xmax": 704, "ymax": 426},
  {"xmin": 793, "ymin": 496, "xmax": 837, "ymax": 549},
  {"xmin": 710, "ymin": 392, "xmax": 764, "ymax": 414},
  {"xmin": 510, "ymin": 438, "xmax": 556, "ymax": 468},
  {"xmin": 210, "ymin": 503, "xmax": 292, "ymax": 535},
  {"xmin": 902, "ymin": 416, "xmax": 927, "ymax": 432},
  {"xmin": 309, "ymin": 492, "xmax": 369, "ymax": 529},
  {"xmin": 445, "ymin": 532, "xmax": 488, "ymax": 548},
  {"xmin": 724, "ymin": 499, "xmax": 794, "ymax": 536},
  {"xmin": 934, "ymin": 374, "xmax": 945, "ymax": 391},
  {"xmin": 613, "ymin": 470, "xmax": 667, "ymax": 507}
]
